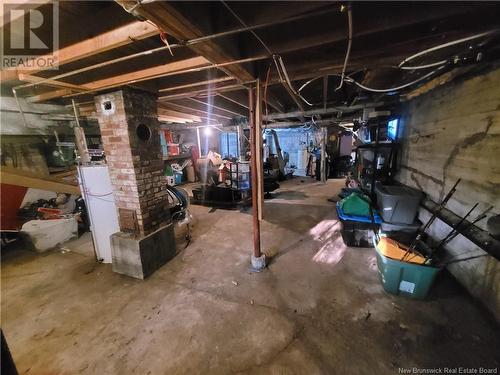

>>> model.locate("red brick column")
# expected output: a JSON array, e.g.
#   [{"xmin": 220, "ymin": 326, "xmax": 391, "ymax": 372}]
[{"xmin": 94, "ymin": 88, "xmax": 169, "ymax": 237}]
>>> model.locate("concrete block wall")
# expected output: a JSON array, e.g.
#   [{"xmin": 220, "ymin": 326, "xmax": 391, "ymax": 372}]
[
  {"xmin": 396, "ymin": 66, "xmax": 500, "ymax": 320},
  {"xmin": 270, "ymin": 129, "xmax": 312, "ymax": 176},
  {"xmin": 94, "ymin": 88, "xmax": 170, "ymax": 237}
]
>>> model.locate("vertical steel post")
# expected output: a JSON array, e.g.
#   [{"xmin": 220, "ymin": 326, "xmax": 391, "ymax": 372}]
[
  {"xmin": 249, "ymin": 87, "xmax": 261, "ymax": 259},
  {"xmin": 196, "ymin": 127, "xmax": 202, "ymax": 156},
  {"xmin": 320, "ymin": 127, "xmax": 327, "ymax": 183}
]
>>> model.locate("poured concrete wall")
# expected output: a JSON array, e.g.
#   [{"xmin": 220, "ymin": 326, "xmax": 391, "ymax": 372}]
[{"xmin": 396, "ymin": 66, "xmax": 500, "ymax": 320}]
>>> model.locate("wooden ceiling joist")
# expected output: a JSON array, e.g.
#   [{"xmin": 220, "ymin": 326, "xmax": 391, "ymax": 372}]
[
  {"xmin": 158, "ymin": 115, "xmax": 193, "ymax": 123},
  {"xmin": 161, "ymin": 102, "xmax": 232, "ymax": 120},
  {"xmin": 18, "ymin": 74, "xmax": 89, "ymax": 92},
  {"xmin": 27, "ymin": 56, "xmax": 211, "ymax": 102},
  {"xmin": 1, "ymin": 21, "xmax": 159, "ymax": 83},
  {"xmin": 159, "ymin": 83, "xmax": 246, "ymax": 101},
  {"xmin": 157, "ymin": 108, "xmax": 202, "ymax": 122},
  {"xmin": 217, "ymin": 93, "xmax": 249, "ymax": 110},
  {"xmin": 116, "ymin": 1, "xmax": 254, "ymax": 83},
  {"xmin": 27, "ymin": 89, "xmax": 73, "ymax": 103},
  {"xmin": 188, "ymin": 97, "xmax": 247, "ymax": 117},
  {"xmin": 84, "ymin": 56, "xmax": 211, "ymax": 91},
  {"xmin": 158, "ymin": 77, "xmax": 235, "ymax": 93}
]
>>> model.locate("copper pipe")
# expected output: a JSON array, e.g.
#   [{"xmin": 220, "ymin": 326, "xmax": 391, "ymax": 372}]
[{"xmin": 248, "ymin": 87, "xmax": 261, "ymax": 258}]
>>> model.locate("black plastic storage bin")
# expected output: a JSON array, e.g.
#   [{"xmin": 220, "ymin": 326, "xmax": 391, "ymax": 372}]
[
  {"xmin": 380, "ymin": 220, "xmax": 421, "ymax": 245},
  {"xmin": 340, "ymin": 219, "xmax": 380, "ymax": 247},
  {"xmin": 375, "ymin": 183, "xmax": 423, "ymax": 224}
]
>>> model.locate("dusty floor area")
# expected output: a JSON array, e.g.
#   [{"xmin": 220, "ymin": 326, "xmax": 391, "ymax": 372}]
[{"xmin": 2, "ymin": 178, "xmax": 499, "ymax": 374}]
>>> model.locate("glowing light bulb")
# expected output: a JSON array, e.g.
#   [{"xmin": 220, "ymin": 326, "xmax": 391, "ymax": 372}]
[{"xmin": 204, "ymin": 127, "xmax": 212, "ymax": 136}]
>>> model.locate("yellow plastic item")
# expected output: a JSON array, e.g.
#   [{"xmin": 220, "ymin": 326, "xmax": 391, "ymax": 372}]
[{"xmin": 377, "ymin": 237, "xmax": 426, "ymax": 265}]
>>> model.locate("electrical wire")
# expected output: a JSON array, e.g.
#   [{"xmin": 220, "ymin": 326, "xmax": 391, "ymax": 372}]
[
  {"xmin": 398, "ymin": 30, "xmax": 497, "ymax": 68},
  {"xmin": 159, "ymin": 31, "xmax": 174, "ymax": 56},
  {"xmin": 299, "ymin": 30, "xmax": 497, "ymax": 97},
  {"xmin": 221, "ymin": 1, "xmax": 273, "ymax": 56},
  {"xmin": 335, "ymin": 3, "xmax": 353, "ymax": 91},
  {"xmin": 275, "ymin": 55, "xmax": 314, "ymax": 106},
  {"xmin": 120, "ymin": 1, "xmax": 174, "ymax": 56},
  {"xmin": 398, "ymin": 61, "xmax": 447, "ymax": 70},
  {"xmin": 344, "ymin": 65, "xmax": 445, "ymax": 93}
]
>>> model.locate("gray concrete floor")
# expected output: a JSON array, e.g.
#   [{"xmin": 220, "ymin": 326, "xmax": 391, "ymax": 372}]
[{"xmin": 1, "ymin": 178, "xmax": 499, "ymax": 374}]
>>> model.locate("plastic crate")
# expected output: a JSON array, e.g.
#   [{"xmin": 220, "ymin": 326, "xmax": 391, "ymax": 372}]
[
  {"xmin": 373, "ymin": 236, "xmax": 441, "ymax": 299},
  {"xmin": 375, "ymin": 183, "xmax": 422, "ymax": 224},
  {"xmin": 336, "ymin": 203, "xmax": 382, "ymax": 224},
  {"xmin": 340, "ymin": 218, "xmax": 379, "ymax": 247},
  {"xmin": 380, "ymin": 220, "xmax": 421, "ymax": 245}
]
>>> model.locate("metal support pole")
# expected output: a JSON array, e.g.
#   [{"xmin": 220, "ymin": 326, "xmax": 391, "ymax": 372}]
[
  {"xmin": 236, "ymin": 124, "xmax": 242, "ymax": 161},
  {"xmin": 320, "ymin": 127, "xmax": 327, "ymax": 183},
  {"xmin": 196, "ymin": 127, "xmax": 202, "ymax": 157},
  {"xmin": 255, "ymin": 80, "xmax": 264, "ymax": 221},
  {"xmin": 249, "ymin": 86, "xmax": 265, "ymax": 270}
]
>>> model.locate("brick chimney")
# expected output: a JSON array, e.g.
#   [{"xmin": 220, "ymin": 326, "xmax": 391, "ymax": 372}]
[
  {"xmin": 93, "ymin": 88, "xmax": 175, "ymax": 279},
  {"xmin": 94, "ymin": 88, "xmax": 170, "ymax": 237}
]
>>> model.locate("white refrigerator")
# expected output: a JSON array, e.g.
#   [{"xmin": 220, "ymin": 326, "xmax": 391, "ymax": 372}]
[{"xmin": 78, "ymin": 165, "xmax": 120, "ymax": 263}]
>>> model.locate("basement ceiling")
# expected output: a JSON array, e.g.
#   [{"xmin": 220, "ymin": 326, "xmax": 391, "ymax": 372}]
[{"xmin": 2, "ymin": 1, "xmax": 500, "ymax": 126}]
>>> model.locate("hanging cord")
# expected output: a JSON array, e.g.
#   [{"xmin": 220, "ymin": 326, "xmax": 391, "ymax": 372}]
[
  {"xmin": 297, "ymin": 30, "xmax": 497, "ymax": 98},
  {"xmin": 119, "ymin": 1, "xmax": 174, "ymax": 56},
  {"xmin": 344, "ymin": 65, "xmax": 445, "ymax": 93},
  {"xmin": 335, "ymin": 3, "xmax": 353, "ymax": 91},
  {"xmin": 274, "ymin": 55, "xmax": 314, "ymax": 106},
  {"xmin": 398, "ymin": 30, "xmax": 497, "ymax": 69},
  {"xmin": 221, "ymin": 0, "xmax": 273, "ymax": 56},
  {"xmin": 159, "ymin": 31, "xmax": 174, "ymax": 56}
]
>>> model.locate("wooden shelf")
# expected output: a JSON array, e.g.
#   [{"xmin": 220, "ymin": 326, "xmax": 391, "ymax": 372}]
[{"xmin": 163, "ymin": 153, "xmax": 192, "ymax": 161}]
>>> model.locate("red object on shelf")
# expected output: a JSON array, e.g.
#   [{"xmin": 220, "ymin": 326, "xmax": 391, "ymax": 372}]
[
  {"xmin": 0, "ymin": 183, "xmax": 27, "ymax": 231},
  {"xmin": 167, "ymin": 143, "xmax": 180, "ymax": 156}
]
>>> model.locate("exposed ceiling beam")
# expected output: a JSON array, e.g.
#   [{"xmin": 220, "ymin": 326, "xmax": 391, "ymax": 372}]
[
  {"xmin": 84, "ymin": 56, "xmax": 210, "ymax": 91},
  {"xmin": 26, "ymin": 57, "xmax": 211, "ymax": 101},
  {"xmin": 264, "ymin": 102, "xmax": 384, "ymax": 121},
  {"xmin": 8, "ymin": 7, "xmax": 335, "ymax": 88},
  {"xmin": 158, "ymin": 115, "xmax": 193, "ymax": 123},
  {"xmin": 116, "ymin": 1, "xmax": 254, "ymax": 82},
  {"xmin": 158, "ymin": 77, "xmax": 235, "ymax": 93},
  {"xmin": 157, "ymin": 108, "xmax": 202, "ymax": 122},
  {"xmin": 27, "ymin": 89, "xmax": 73, "ymax": 103},
  {"xmin": 266, "ymin": 5, "xmax": 488, "ymax": 60},
  {"xmin": 1, "ymin": 21, "xmax": 159, "ymax": 83},
  {"xmin": 159, "ymin": 83, "xmax": 246, "ymax": 101},
  {"xmin": 160, "ymin": 102, "xmax": 232, "ymax": 120},
  {"xmin": 18, "ymin": 74, "xmax": 89, "ymax": 92},
  {"xmin": 188, "ymin": 97, "xmax": 246, "ymax": 117},
  {"xmin": 217, "ymin": 93, "xmax": 249, "ymax": 110}
]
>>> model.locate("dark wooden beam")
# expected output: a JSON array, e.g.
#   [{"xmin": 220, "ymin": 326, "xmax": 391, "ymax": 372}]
[
  {"xmin": 188, "ymin": 97, "xmax": 247, "ymax": 117},
  {"xmin": 160, "ymin": 102, "xmax": 232, "ymax": 121},
  {"xmin": 116, "ymin": 1, "xmax": 254, "ymax": 83},
  {"xmin": 264, "ymin": 102, "xmax": 383, "ymax": 121}
]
